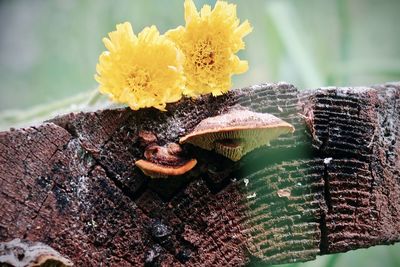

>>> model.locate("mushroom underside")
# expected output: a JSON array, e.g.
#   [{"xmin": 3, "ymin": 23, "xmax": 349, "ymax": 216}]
[{"xmin": 184, "ymin": 127, "xmax": 293, "ymax": 161}]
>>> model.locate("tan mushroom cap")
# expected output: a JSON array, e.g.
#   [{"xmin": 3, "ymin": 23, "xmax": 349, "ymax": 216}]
[
  {"xmin": 0, "ymin": 239, "xmax": 73, "ymax": 267},
  {"xmin": 179, "ymin": 109, "xmax": 295, "ymax": 161},
  {"xmin": 135, "ymin": 159, "xmax": 197, "ymax": 178}
]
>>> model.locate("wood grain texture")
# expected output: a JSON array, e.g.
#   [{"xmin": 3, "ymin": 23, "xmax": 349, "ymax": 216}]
[{"xmin": 0, "ymin": 82, "xmax": 399, "ymax": 266}]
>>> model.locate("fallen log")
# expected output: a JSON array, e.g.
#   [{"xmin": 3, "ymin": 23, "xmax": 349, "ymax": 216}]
[{"xmin": 0, "ymin": 82, "xmax": 399, "ymax": 266}]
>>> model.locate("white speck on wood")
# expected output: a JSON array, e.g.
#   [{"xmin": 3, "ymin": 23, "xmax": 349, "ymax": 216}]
[
  {"xmin": 277, "ymin": 189, "xmax": 291, "ymax": 198},
  {"xmin": 247, "ymin": 192, "xmax": 256, "ymax": 199}
]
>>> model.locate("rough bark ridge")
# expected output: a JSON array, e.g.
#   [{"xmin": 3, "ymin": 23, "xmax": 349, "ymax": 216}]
[{"xmin": 0, "ymin": 82, "xmax": 399, "ymax": 266}]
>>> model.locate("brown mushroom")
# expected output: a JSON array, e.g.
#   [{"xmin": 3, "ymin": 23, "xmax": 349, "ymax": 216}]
[
  {"xmin": 0, "ymin": 239, "xmax": 73, "ymax": 267},
  {"xmin": 138, "ymin": 130, "xmax": 158, "ymax": 147},
  {"xmin": 179, "ymin": 109, "xmax": 295, "ymax": 161},
  {"xmin": 135, "ymin": 142, "xmax": 197, "ymax": 178},
  {"xmin": 135, "ymin": 158, "xmax": 197, "ymax": 178}
]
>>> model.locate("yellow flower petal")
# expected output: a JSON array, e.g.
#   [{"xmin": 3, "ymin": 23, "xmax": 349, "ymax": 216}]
[
  {"xmin": 95, "ymin": 22, "xmax": 185, "ymax": 111},
  {"xmin": 200, "ymin": 5, "xmax": 212, "ymax": 17},
  {"xmin": 184, "ymin": 0, "xmax": 199, "ymax": 23},
  {"xmin": 231, "ymin": 55, "xmax": 249, "ymax": 74},
  {"xmin": 166, "ymin": 0, "xmax": 252, "ymax": 98}
]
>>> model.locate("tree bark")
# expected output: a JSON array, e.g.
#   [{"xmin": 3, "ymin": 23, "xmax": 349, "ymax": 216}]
[{"xmin": 0, "ymin": 82, "xmax": 399, "ymax": 266}]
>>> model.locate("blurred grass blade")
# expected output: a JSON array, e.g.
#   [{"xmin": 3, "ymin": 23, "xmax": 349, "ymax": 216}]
[
  {"xmin": 337, "ymin": 0, "xmax": 350, "ymax": 84},
  {"xmin": 265, "ymin": 1, "xmax": 324, "ymax": 88},
  {"xmin": 0, "ymin": 88, "xmax": 107, "ymax": 130}
]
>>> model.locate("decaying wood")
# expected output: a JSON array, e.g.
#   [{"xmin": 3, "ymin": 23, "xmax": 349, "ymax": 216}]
[{"xmin": 0, "ymin": 82, "xmax": 399, "ymax": 266}]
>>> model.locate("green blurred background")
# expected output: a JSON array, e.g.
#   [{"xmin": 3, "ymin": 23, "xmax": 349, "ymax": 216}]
[
  {"xmin": 1, "ymin": 0, "xmax": 400, "ymax": 128},
  {"xmin": 0, "ymin": 0, "xmax": 399, "ymax": 265}
]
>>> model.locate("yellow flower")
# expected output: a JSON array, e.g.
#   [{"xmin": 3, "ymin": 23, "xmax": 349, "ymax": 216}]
[
  {"xmin": 166, "ymin": 0, "xmax": 252, "ymax": 97},
  {"xmin": 95, "ymin": 22, "xmax": 185, "ymax": 111}
]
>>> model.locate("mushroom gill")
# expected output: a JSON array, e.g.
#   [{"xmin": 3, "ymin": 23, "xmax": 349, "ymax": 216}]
[{"xmin": 179, "ymin": 109, "xmax": 295, "ymax": 161}]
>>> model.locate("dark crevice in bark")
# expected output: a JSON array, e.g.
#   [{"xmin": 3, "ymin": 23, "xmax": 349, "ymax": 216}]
[
  {"xmin": 322, "ymin": 162, "xmax": 333, "ymax": 214},
  {"xmin": 89, "ymin": 160, "xmax": 149, "ymax": 203},
  {"xmin": 319, "ymin": 160, "xmax": 332, "ymax": 254},
  {"xmin": 50, "ymin": 120, "xmax": 79, "ymax": 139},
  {"xmin": 52, "ymin": 114, "xmax": 150, "ymax": 205},
  {"xmin": 319, "ymin": 212, "xmax": 329, "ymax": 254}
]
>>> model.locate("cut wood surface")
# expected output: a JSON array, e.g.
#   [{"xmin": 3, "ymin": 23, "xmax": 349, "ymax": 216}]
[{"xmin": 0, "ymin": 82, "xmax": 399, "ymax": 266}]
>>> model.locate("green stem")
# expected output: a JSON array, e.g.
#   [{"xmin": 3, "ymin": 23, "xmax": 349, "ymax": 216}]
[{"xmin": 87, "ymin": 88, "xmax": 104, "ymax": 106}]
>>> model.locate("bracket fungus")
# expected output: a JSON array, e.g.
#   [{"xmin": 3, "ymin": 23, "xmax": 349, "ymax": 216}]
[
  {"xmin": 0, "ymin": 239, "xmax": 73, "ymax": 267},
  {"xmin": 180, "ymin": 109, "xmax": 295, "ymax": 161},
  {"xmin": 135, "ymin": 142, "xmax": 197, "ymax": 178}
]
